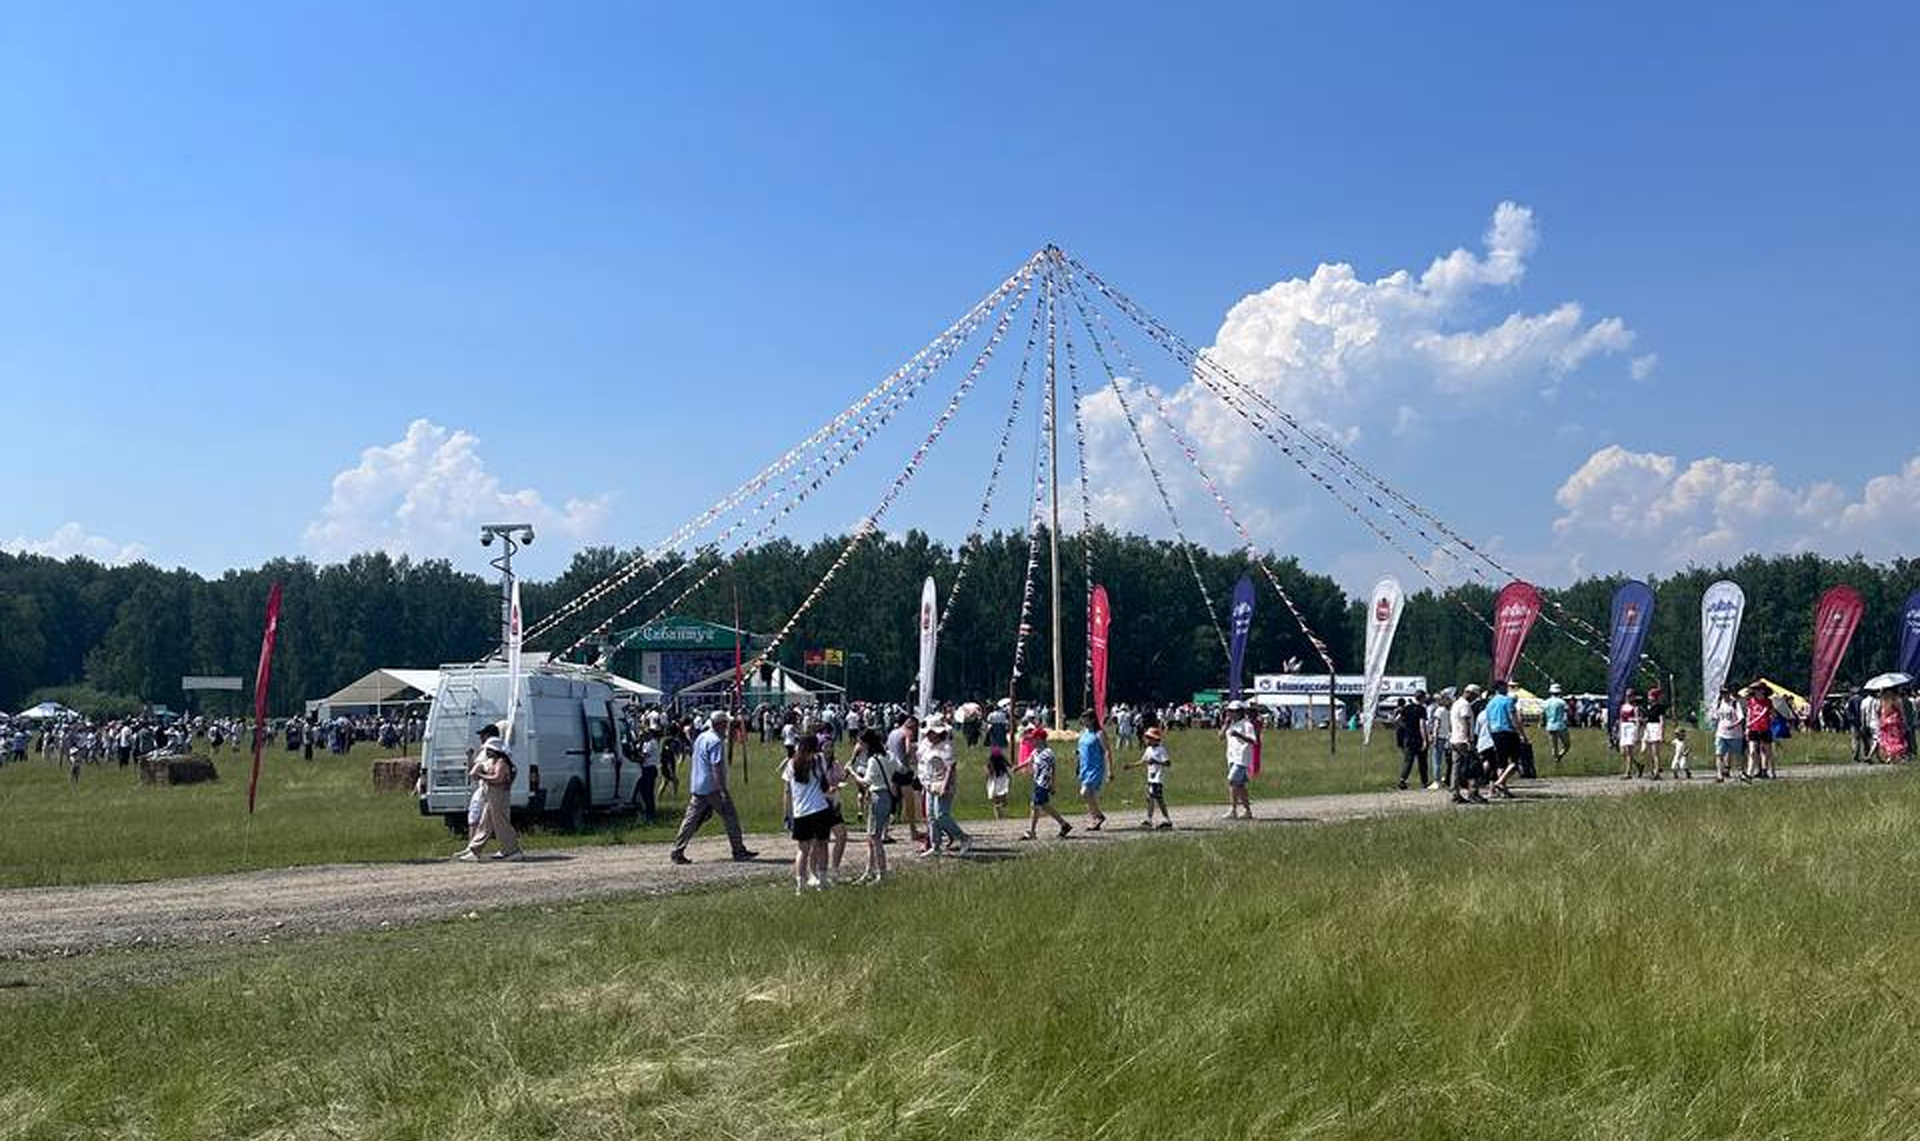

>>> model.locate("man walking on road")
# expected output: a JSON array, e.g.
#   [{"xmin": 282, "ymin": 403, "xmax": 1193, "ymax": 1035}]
[
  {"xmin": 1541, "ymin": 684, "xmax": 1571, "ymax": 766},
  {"xmin": 669, "ymin": 711, "xmax": 758, "ymax": 865},
  {"xmin": 1395, "ymin": 695, "xmax": 1428, "ymax": 790}
]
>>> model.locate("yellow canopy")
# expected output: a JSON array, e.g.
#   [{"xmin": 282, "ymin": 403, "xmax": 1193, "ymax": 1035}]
[{"xmin": 1747, "ymin": 677, "xmax": 1808, "ymax": 711}]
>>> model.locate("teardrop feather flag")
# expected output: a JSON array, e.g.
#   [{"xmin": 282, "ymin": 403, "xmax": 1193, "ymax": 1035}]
[
  {"xmin": 1809, "ymin": 585, "xmax": 1863, "ymax": 714},
  {"xmin": 247, "ymin": 582, "xmax": 282, "ymax": 816},
  {"xmin": 1490, "ymin": 581, "xmax": 1542, "ymax": 685},
  {"xmin": 1700, "ymin": 581, "xmax": 1745, "ymax": 708},
  {"xmin": 1089, "ymin": 585, "xmax": 1111, "ymax": 727},
  {"xmin": 1606, "ymin": 581, "xmax": 1656, "ymax": 729},
  {"xmin": 1361, "ymin": 577, "xmax": 1405, "ymax": 746},
  {"xmin": 1227, "ymin": 573, "xmax": 1256, "ymax": 702},
  {"xmin": 1896, "ymin": 590, "xmax": 1920, "ymax": 678},
  {"xmin": 916, "ymin": 576, "xmax": 938, "ymax": 717}
]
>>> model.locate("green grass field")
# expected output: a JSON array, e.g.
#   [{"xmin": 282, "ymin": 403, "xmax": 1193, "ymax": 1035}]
[
  {"xmin": 3, "ymin": 769, "xmax": 1916, "ymax": 1139},
  {"xmin": 0, "ymin": 728, "xmax": 1859, "ymax": 888}
]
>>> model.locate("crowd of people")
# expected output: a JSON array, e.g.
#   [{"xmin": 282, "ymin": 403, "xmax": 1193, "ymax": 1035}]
[
  {"xmin": 17, "ymin": 671, "xmax": 1916, "ymax": 887},
  {"xmin": 0, "ymin": 709, "xmax": 429, "ymax": 776},
  {"xmin": 648, "ymin": 696, "xmax": 1305, "ymax": 892}
]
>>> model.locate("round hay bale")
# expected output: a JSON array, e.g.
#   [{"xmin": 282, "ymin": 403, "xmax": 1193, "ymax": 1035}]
[
  {"xmin": 140, "ymin": 755, "xmax": 218, "ymax": 786},
  {"xmin": 371, "ymin": 758, "xmax": 422, "ymax": 793}
]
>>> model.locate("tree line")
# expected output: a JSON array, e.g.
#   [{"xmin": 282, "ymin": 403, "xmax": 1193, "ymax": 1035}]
[{"xmin": 3, "ymin": 538, "xmax": 1915, "ymax": 717}]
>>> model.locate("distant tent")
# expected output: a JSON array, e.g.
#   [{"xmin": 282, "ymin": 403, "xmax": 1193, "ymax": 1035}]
[
  {"xmin": 16, "ymin": 701, "xmax": 77, "ymax": 721},
  {"xmin": 677, "ymin": 663, "xmax": 844, "ymax": 708},
  {"xmin": 1747, "ymin": 677, "xmax": 1809, "ymax": 712},
  {"xmin": 307, "ymin": 669, "xmax": 444, "ymax": 717}
]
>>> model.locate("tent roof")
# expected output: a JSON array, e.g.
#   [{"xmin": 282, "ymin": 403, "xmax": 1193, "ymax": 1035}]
[
  {"xmin": 317, "ymin": 668, "xmax": 442, "ymax": 708},
  {"xmin": 679, "ymin": 664, "xmax": 843, "ymax": 697},
  {"xmin": 604, "ymin": 672, "xmax": 663, "ymax": 699},
  {"xmin": 1749, "ymin": 677, "xmax": 1808, "ymax": 706},
  {"xmin": 17, "ymin": 700, "xmax": 77, "ymax": 719}
]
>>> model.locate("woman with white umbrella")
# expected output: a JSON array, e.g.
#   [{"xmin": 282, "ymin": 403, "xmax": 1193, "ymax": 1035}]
[{"xmin": 1865, "ymin": 675, "xmax": 1914, "ymax": 763}]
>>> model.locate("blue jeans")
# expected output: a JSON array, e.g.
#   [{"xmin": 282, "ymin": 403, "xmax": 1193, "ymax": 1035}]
[{"xmin": 929, "ymin": 789, "xmax": 967, "ymax": 849}]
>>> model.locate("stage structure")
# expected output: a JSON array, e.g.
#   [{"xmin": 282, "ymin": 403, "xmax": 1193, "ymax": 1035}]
[
  {"xmin": 514, "ymin": 248, "xmax": 1621, "ymax": 725},
  {"xmin": 601, "ymin": 616, "xmax": 765, "ymax": 704}
]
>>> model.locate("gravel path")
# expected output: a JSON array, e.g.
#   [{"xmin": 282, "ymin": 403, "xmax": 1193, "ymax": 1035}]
[{"xmin": 0, "ymin": 764, "xmax": 1889, "ymax": 960}]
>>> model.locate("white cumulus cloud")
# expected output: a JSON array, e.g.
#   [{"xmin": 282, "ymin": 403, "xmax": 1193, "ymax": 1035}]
[
  {"xmin": 3, "ymin": 523, "xmax": 149, "ymax": 566},
  {"xmin": 1202, "ymin": 201, "xmax": 1637, "ymax": 419},
  {"xmin": 1551, "ymin": 444, "xmax": 1920, "ymax": 575},
  {"xmin": 304, "ymin": 419, "xmax": 610, "ymax": 562},
  {"xmin": 1081, "ymin": 201, "xmax": 1644, "ymax": 545}
]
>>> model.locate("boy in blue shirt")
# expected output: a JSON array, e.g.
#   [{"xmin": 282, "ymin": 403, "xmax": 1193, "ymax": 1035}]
[{"xmin": 1020, "ymin": 737, "xmax": 1073, "ymax": 840}]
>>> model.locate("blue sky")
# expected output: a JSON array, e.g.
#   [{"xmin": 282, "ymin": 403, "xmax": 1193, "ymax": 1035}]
[{"xmin": 3, "ymin": 1, "xmax": 1915, "ymax": 589}]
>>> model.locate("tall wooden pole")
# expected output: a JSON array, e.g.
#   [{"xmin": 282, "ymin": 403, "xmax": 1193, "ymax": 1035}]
[
  {"xmin": 1329, "ymin": 669, "xmax": 1338, "ymax": 757},
  {"xmin": 1045, "ymin": 256, "xmax": 1066, "ymax": 732}
]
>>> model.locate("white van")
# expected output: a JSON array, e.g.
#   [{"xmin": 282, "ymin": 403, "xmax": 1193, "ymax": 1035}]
[{"xmin": 418, "ymin": 661, "xmax": 643, "ymax": 832}]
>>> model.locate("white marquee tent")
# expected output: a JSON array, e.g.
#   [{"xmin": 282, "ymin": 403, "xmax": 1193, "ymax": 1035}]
[{"xmin": 308, "ymin": 669, "xmax": 444, "ymax": 717}]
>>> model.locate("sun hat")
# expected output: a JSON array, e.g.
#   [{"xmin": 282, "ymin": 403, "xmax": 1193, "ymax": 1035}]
[
  {"xmin": 1549, "ymin": 683, "xmax": 1563, "ymax": 695},
  {"xmin": 1143, "ymin": 727, "xmax": 1164, "ymax": 743}
]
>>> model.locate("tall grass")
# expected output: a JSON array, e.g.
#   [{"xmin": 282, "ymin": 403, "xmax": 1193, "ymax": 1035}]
[
  {"xmin": 0, "ymin": 728, "xmax": 1857, "ymax": 887},
  {"xmin": 3, "ymin": 771, "xmax": 1915, "ymax": 1139}
]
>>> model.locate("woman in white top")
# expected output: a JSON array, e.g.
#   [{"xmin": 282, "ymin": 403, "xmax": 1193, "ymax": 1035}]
[
  {"xmin": 1616, "ymin": 692, "xmax": 1643, "ymax": 778},
  {"xmin": 781, "ymin": 732, "xmax": 834, "ymax": 893},
  {"xmin": 1711, "ymin": 688, "xmax": 1747, "ymax": 782},
  {"xmin": 851, "ymin": 728, "xmax": 894, "ymax": 884}
]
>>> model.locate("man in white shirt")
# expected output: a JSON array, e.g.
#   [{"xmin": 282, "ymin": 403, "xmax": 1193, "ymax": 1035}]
[
  {"xmin": 1449, "ymin": 685, "xmax": 1485, "ymax": 804},
  {"xmin": 1220, "ymin": 702, "xmax": 1256, "ymax": 820}
]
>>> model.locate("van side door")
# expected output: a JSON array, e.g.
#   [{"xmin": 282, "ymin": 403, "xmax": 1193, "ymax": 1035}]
[{"xmin": 584, "ymin": 704, "xmax": 621, "ymax": 808}]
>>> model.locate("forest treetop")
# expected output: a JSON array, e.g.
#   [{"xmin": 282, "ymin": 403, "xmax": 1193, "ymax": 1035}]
[{"xmin": 3, "ymin": 532, "xmax": 1914, "ymax": 717}]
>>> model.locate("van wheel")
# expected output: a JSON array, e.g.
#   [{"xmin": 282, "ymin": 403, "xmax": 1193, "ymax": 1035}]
[{"xmin": 558, "ymin": 779, "xmax": 587, "ymax": 832}]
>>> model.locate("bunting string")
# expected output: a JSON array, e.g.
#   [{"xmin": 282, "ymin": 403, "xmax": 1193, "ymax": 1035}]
[
  {"xmin": 1006, "ymin": 268, "xmax": 1058, "ymax": 700},
  {"xmin": 1050, "ymin": 263, "xmax": 1099, "ymax": 709},
  {"xmin": 936, "ymin": 258, "xmax": 1046, "ymax": 635},
  {"xmin": 526, "ymin": 258, "xmax": 1034, "ymax": 648},
  {"xmin": 565, "ymin": 265, "xmax": 1023, "ymax": 663},
  {"xmin": 745, "ymin": 266, "xmax": 1036, "ymax": 678},
  {"xmin": 1065, "ymin": 254, "xmax": 1618, "ymax": 661},
  {"xmin": 1114, "ymin": 363, "xmax": 1337, "ymax": 674},
  {"xmin": 1060, "ymin": 264, "xmax": 1560, "ymax": 687}
]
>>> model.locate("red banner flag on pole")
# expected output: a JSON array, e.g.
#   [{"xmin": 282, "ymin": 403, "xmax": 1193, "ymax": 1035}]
[
  {"xmin": 1809, "ymin": 584, "xmax": 1864, "ymax": 714},
  {"xmin": 1490, "ymin": 581, "xmax": 1543, "ymax": 684},
  {"xmin": 248, "ymin": 582, "xmax": 283, "ymax": 815},
  {"xmin": 1089, "ymin": 585, "xmax": 1111, "ymax": 728}
]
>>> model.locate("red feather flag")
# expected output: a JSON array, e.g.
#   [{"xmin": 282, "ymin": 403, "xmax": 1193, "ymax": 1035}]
[
  {"xmin": 1089, "ymin": 585, "xmax": 1111, "ymax": 728},
  {"xmin": 248, "ymin": 582, "xmax": 283, "ymax": 815},
  {"xmin": 1808, "ymin": 585, "xmax": 1863, "ymax": 714}
]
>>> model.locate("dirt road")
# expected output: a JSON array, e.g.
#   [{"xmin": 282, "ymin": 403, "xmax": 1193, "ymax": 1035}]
[{"xmin": 0, "ymin": 764, "xmax": 1888, "ymax": 959}]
